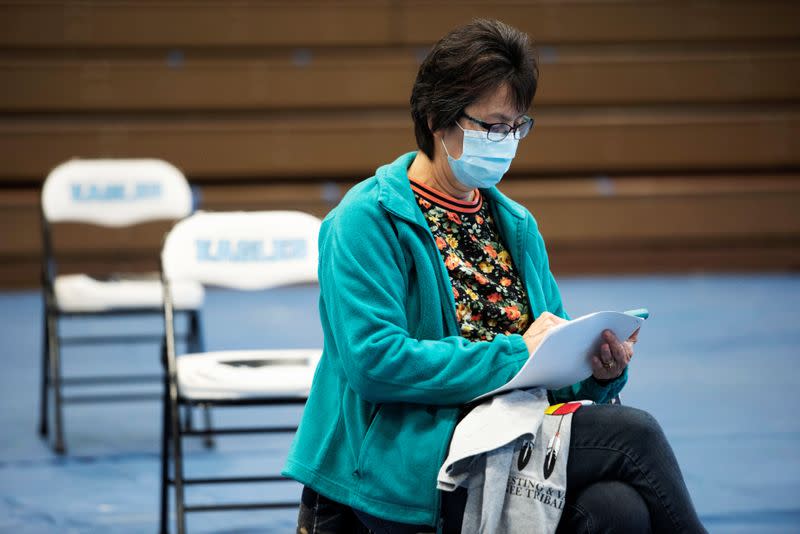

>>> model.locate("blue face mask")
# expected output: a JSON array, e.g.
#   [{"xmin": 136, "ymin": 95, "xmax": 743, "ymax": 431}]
[{"xmin": 442, "ymin": 123, "xmax": 519, "ymax": 189}]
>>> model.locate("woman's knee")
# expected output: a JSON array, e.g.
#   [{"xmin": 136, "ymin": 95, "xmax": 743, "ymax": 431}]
[
  {"xmin": 582, "ymin": 405, "xmax": 668, "ymax": 452},
  {"xmin": 620, "ymin": 406, "xmax": 665, "ymax": 439},
  {"xmin": 558, "ymin": 481, "xmax": 651, "ymax": 534}
]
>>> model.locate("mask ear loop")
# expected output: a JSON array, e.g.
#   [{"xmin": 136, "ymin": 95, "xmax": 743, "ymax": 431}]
[
  {"xmin": 440, "ymin": 121, "xmax": 466, "ymax": 159},
  {"xmin": 440, "ymin": 136, "xmax": 452, "ymax": 159}
]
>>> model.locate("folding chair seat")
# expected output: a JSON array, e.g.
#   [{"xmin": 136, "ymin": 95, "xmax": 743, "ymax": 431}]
[
  {"xmin": 39, "ymin": 158, "xmax": 204, "ymax": 454},
  {"xmin": 176, "ymin": 349, "xmax": 321, "ymax": 400},
  {"xmin": 159, "ymin": 210, "xmax": 323, "ymax": 534},
  {"xmin": 54, "ymin": 273, "xmax": 204, "ymax": 313}
]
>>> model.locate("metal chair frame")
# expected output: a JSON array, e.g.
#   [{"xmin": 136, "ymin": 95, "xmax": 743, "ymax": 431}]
[
  {"xmin": 159, "ymin": 273, "xmax": 308, "ymax": 534},
  {"xmin": 38, "ymin": 209, "xmax": 207, "ymax": 454},
  {"xmin": 157, "ymin": 214, "xmax": 318, "ymax": 534}
]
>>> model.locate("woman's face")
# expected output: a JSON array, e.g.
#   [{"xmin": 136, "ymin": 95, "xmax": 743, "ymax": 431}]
[{"xmin": 438, "ymin": 83, "xmax": 529, "ymax": 160}]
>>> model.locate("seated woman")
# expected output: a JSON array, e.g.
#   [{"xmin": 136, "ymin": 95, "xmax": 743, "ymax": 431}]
[{"xmin": 284, "ymin": 19, "xmax": 707, "ymax": 534}]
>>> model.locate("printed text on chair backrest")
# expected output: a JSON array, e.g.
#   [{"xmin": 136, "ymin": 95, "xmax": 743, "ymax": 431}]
[
  {"xmin": 162, "ymin": 211, "xmax": 321, "ymax": 290},
  {"xmin": 42, "ymin": 159, "xmax": 192, "ymax": 227}
]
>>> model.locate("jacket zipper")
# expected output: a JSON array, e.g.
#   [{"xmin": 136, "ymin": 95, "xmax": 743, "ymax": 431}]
[{"xmin": 383, "ymin": 196, "xmax": 528, "ymax": 527}]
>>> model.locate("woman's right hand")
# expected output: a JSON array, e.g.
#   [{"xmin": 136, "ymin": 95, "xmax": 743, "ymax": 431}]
[{"xmin": 521, "ymin": 311, "xmax": 568, "ymax": 354}]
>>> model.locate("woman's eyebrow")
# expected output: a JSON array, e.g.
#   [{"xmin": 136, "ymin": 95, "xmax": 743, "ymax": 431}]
[{"xmin": 488, "ymin": 112, "xmax": 527, "ymax": 123}]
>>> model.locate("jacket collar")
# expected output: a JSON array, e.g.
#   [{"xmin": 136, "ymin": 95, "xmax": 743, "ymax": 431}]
[{"xmin": 376, "ymin": 151, "xmax": 526, "ymax": 226}]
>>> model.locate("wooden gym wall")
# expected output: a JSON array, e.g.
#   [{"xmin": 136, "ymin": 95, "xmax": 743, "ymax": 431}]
[{"xmin": 1, "ymin": 1, "xmax": 799, "ymax": 287}]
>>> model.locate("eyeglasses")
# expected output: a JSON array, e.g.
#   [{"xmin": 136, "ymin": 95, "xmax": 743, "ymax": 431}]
[{"xmin": 461, "ymin": 112, "xmax": 534, "ymax": 142}]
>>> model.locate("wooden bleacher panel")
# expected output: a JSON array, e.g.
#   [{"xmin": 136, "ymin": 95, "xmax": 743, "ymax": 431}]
[
  {"xmin": 3, "ymin": 45, "xmax": 799, "ymax": 111},
  {"xmin": 505, "ymin": 175, "xmax": 800, "ymax": 273},
  {"xmin": 2, "ymin": 1, "xmax": 798, "ymax": 47},
  {"xmin": 1, "ymin": 109, "xmax": 798, "ymax": 181},
  {"xmin": 503, "ymin": 176, "xmax": 800, "ymax": 243},
  {"xmin": 536, "ymin": 44, "xmax": 800, "ymax": 105},
  {"xmin": 0, "ymin": 1, "xmax": 395, "ymax": 47},
  {"xmin": 0, "ymin": 113, "xmax": 414, "ymax": 180},
  {"xmin": 398, "ymin": 1, "xmax": 800, "ymax": 44},
  {"xmin": 0, "ymin": 49, "xmax": 419, "ymax": 111},
  {"xmin": 550, "ymin": 240, "xmax": 800, "ymax": 274}
]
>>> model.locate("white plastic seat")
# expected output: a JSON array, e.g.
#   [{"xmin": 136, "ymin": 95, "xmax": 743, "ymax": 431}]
[
  {"xmin": 54, "ymin": 274, "xmax": 204, "ymax": 313},
  {"xmin": 176, "ymin": 348, "xmax": 321, "ymax": 400}
]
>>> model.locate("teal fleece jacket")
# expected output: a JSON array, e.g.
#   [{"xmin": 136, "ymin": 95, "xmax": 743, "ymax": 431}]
[{"xmin": 282, "ymin": 152, "xmax": 627, "ymax": 526}]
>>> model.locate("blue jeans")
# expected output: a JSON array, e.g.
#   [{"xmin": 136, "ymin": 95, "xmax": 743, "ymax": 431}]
[{"xmin": 296, "ymin": 405, "xmax": 707, "ymax": 533}]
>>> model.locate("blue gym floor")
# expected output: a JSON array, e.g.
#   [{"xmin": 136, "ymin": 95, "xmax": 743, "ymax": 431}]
[{"xmin": 1, "ymin": 273, "xmax": 798, "ymax": 533}]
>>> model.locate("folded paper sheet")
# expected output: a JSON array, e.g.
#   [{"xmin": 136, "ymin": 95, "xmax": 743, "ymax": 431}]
[{"xmin": 473, "ymin": 311, "xmax": 645, "ymax": 401}]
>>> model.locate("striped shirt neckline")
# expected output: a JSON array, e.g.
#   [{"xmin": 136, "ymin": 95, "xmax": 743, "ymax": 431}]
[{"xmin": 409, "ymin": 178, "xmax": 483, "ymax": 214}]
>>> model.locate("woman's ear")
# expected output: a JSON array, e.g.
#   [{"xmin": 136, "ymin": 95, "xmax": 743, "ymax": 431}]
[{"xmin": 429, "ymin": 120, "xmax": 444, "ymax": 142}]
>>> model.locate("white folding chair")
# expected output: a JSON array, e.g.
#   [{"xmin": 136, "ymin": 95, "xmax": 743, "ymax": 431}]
[
  {"xmin": 159, "ymin": 210, "xmax": 322, "ymax": 534},
  {"xmin": 39, "ymin": 159, "xmax": 205, "ymax": 454}
]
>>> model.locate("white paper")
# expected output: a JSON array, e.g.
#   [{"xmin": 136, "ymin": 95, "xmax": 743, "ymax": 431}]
[{"xmin": 473, "ymin": 311, "xmax": 645, "ymax": 401}]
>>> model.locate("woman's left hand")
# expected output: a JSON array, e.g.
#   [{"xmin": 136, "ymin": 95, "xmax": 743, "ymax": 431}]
[{"xmin": 591, "ymin": 328, "xmax": 639, "ymax": 380}]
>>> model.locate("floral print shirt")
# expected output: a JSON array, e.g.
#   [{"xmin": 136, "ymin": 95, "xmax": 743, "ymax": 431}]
[{"xmin": 410, "ymin": 178, "xmax": 532, "ymax": 342}]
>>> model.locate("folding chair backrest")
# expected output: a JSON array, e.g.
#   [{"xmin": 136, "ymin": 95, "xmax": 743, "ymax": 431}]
[
  {"xmin": 162, "ymin": 211, "xmax": 321, "ymax": 291},
  {"xmin": 42, "ymin": 159, "xmax": 192, "ymax": 227}
]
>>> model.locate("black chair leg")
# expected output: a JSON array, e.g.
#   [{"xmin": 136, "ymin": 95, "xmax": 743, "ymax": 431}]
[
  {"xmin": 189, "ymin": 311, "xmax": 215, "ymax": 449},
  {"xmin": 202, "ymin": 404, "xmax": 215, "ymax": 449},
  {"xmin": 169, "ymin": 393, "xmax": 187, "ymax": 534},
  {"xmin": 188, "ymin": 310, "xmax": 206, "ymax": 353},
  {"xmin": 48, "ymin": 311, "xmax": 66, "ymax": 454},
  {"xmin": 182, "ymin": 404, "xmax": 194, "ymax": 432},
  {"xmin": 183, "ymin": 312, "xmax": 203, "ymax": 436},
  {"xmin": 38, "ymin": 303, "xmax": 50, "ymax": 437},
  {"xmin": 160, "ymin": 379, "xmax": 170, "ymax": 534}
]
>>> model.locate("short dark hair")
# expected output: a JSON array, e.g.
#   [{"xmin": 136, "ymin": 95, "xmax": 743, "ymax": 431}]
[{"xmin": 410, "ymin": 19, "xmax": 539, "ymax": 159}]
